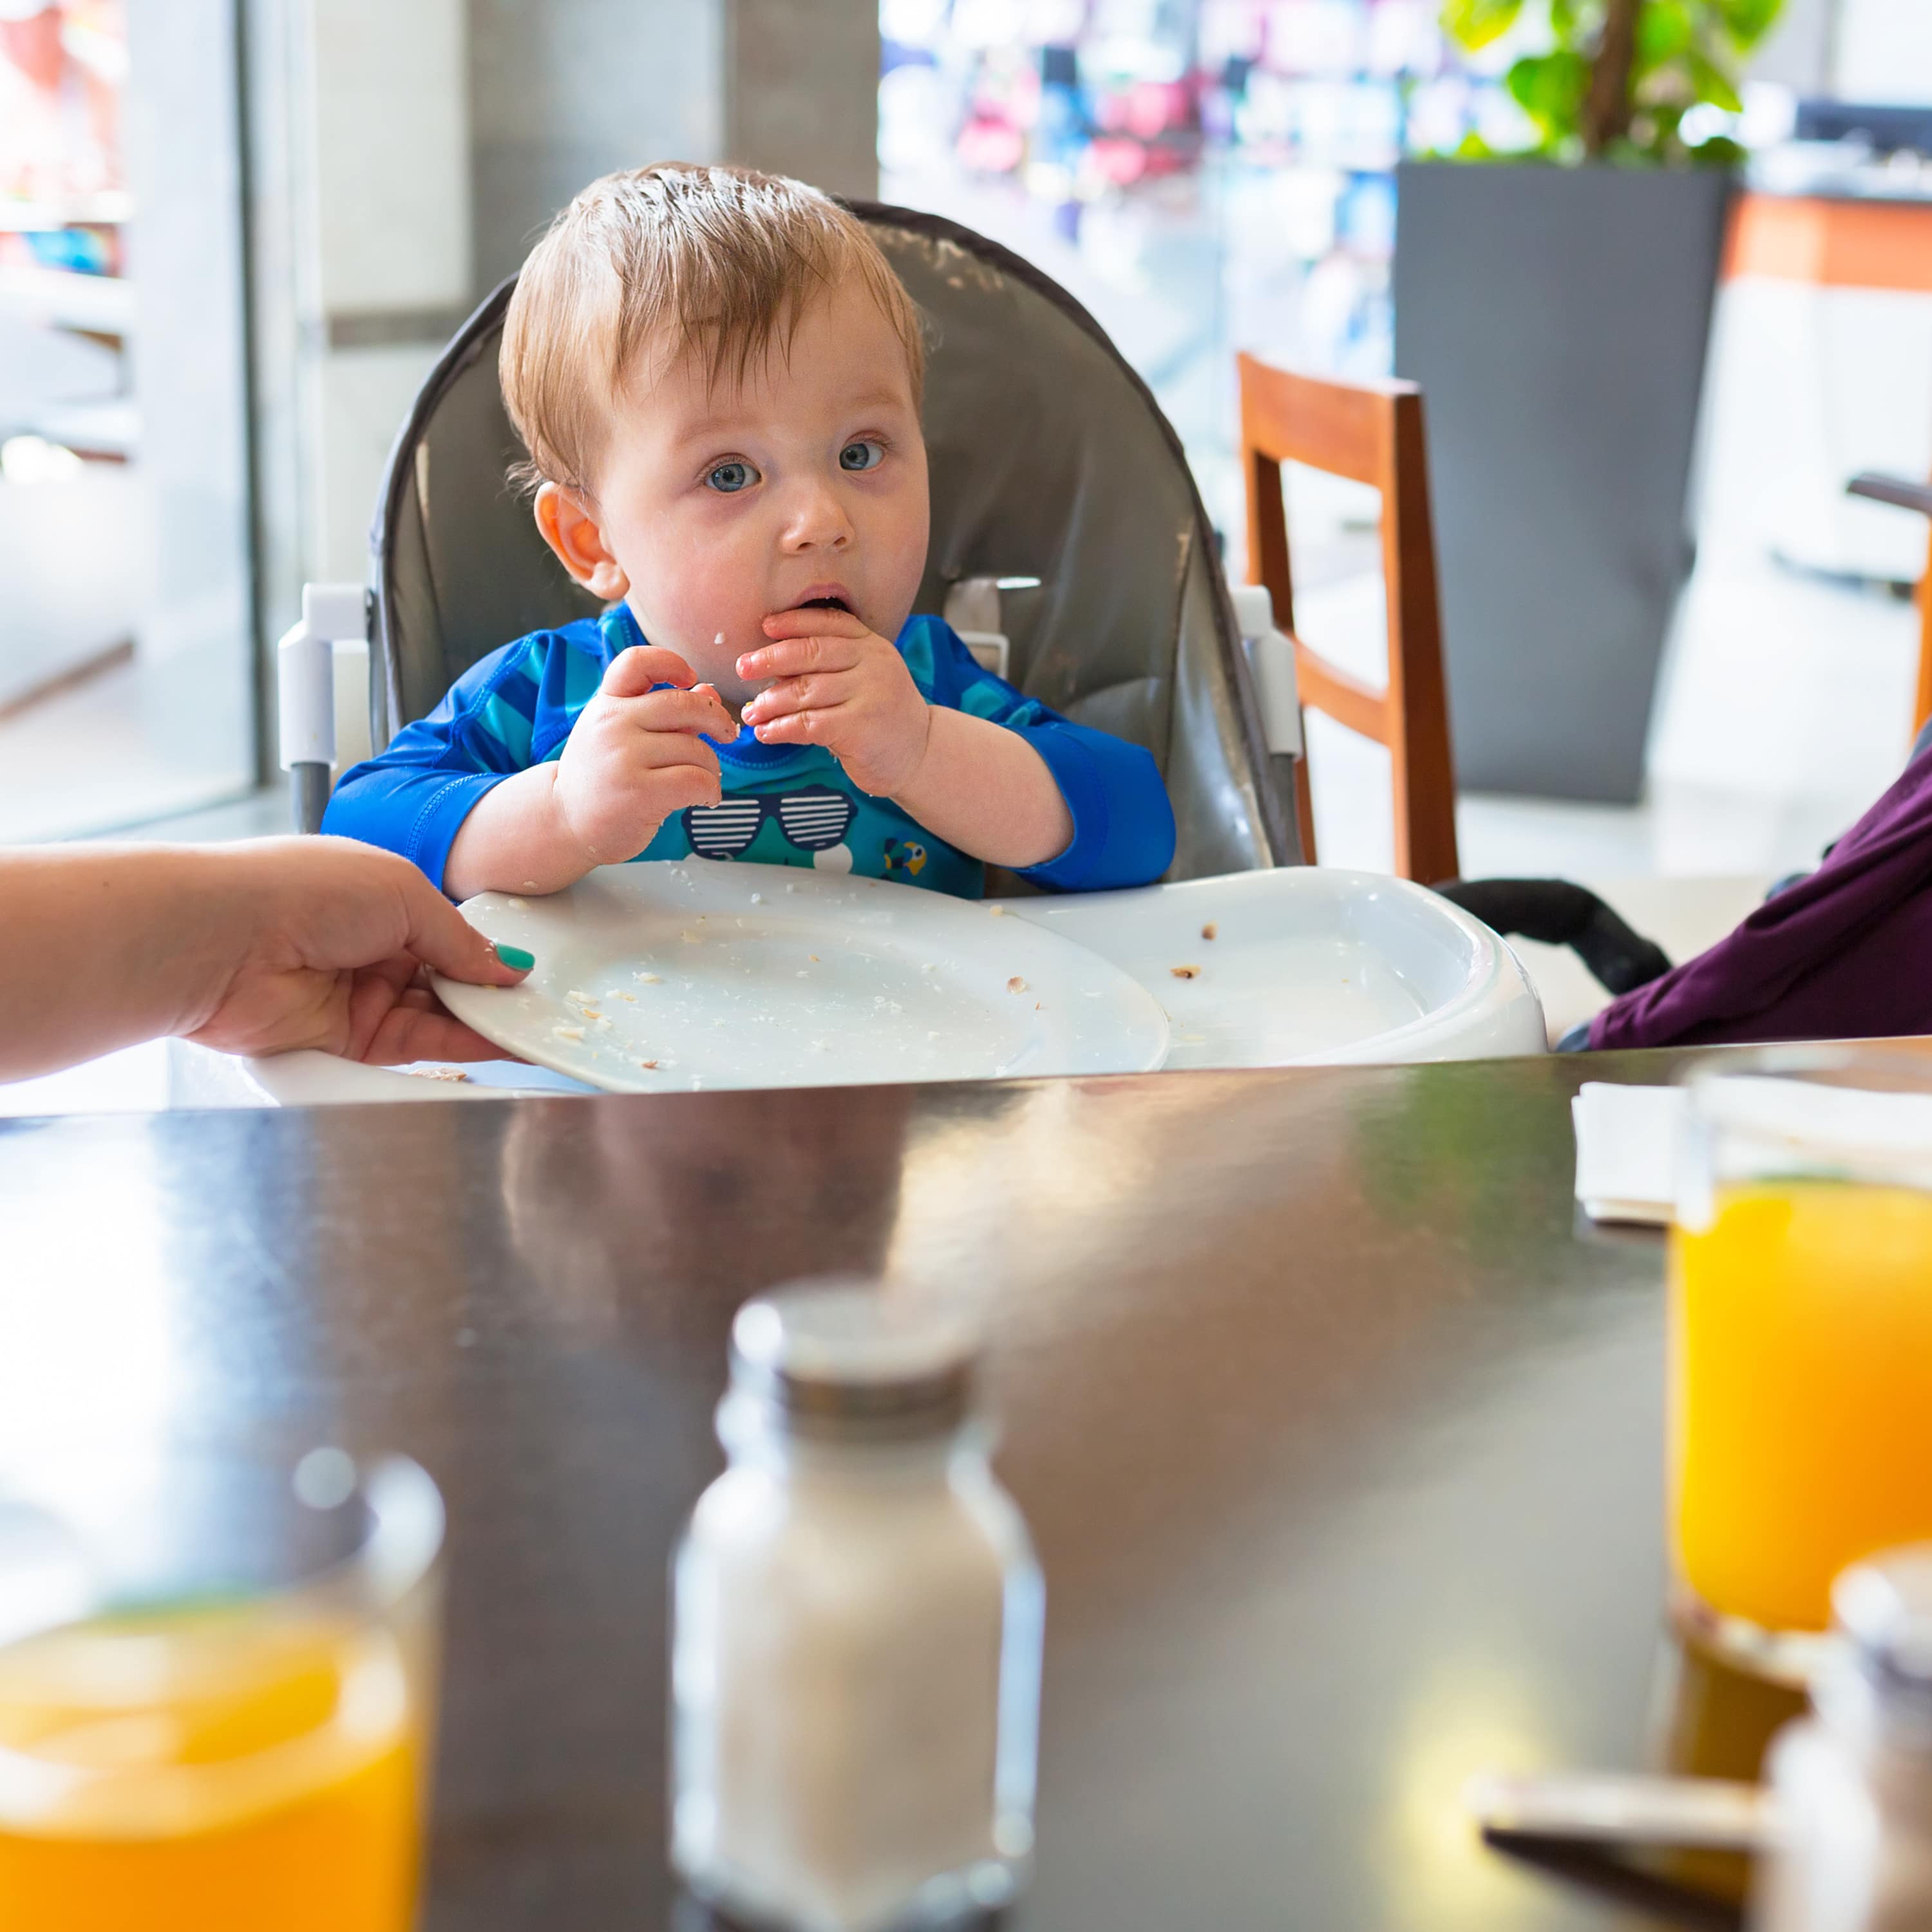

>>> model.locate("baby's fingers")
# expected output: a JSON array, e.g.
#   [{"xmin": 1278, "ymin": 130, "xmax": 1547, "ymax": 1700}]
[
  {"xmin": 737, "ymin": 632, "xmax": 864, "ymax": 682},
  {"xmin": 743, "ymin": 668, "xmax": 855, "ymax": 726},
  {"xmin": 629, "ymin": 683, "xmax": 734, "ymax": 738},
  {"xmin": 602, "ymin": 644, "xmax": 697, "ymax": 699}
]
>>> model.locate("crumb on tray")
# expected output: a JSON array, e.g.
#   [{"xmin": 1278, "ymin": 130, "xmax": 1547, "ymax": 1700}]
[
  {"xmin": 553, "ymin": 1024, "xmax": 585, "ymax": 1042},
  {"xmin": 639, "ymin": 1058, "xmax": 659, "ymax": 1069},
  {"xmin": 408, "ymin": 1066, "xmax": 469, "ymax": 1083},
  {"xmin": 987, "ymin": 904, "xmax": 1007, "ymax": 916},
  {"xmin": 1202, "ymin": 922, "xmax": 1218, "ymax": 941},
  {"xmin": 1007, "ymin": 976, "xmax": 1028, "ymax": 994},
  {"xmin": 1171, "ymin": 965, "xmax": 1201, "ymax": 980}
]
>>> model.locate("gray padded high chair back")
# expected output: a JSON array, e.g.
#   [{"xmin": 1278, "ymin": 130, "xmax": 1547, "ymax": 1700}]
[{"xmin": 370, "ymin": 202, "xmax": 1296, "ymax": 878}]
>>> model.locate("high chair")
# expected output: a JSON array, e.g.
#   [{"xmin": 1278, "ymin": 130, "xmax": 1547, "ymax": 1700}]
[
  {"xmin": 216, "ymin": 202, "xmax": 1544, "ymax": 1110},
  {"xmin": 1237, "ymin": 354, "xmax": 1460, "ymax": 886}
]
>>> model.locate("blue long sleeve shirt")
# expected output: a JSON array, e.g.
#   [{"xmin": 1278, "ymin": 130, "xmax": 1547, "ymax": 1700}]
[{"xmin": 324, "ymin": 605, "xmax": 1177, "ymax": 898}]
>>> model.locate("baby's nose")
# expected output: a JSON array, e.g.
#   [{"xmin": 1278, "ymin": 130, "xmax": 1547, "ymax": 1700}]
[{"xmin": 782, "ymin": 481, "xmax": 854, "ymax": 549}]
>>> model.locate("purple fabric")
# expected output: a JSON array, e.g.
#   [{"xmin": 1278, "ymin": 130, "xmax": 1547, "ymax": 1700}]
[{"xmin": 1589, "ymin": 744, "xmax": 1932, "ymax": 1050}]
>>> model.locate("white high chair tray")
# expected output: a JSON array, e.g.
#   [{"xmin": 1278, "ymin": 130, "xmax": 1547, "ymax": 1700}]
[{"xmin": 431, "ymin": 861, "xmax": 1170, "ymax": 1094}]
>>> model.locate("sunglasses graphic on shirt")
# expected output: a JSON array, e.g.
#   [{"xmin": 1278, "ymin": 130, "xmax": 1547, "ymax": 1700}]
[{"xmin": 682, "ymin": 784, "xmax": 857, "ymax": 859}]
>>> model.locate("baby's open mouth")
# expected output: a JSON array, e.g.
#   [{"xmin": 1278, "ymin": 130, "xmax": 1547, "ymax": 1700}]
[{"xmin": 797, "ymin": 595, "xmax": 849, "ymax": 613}]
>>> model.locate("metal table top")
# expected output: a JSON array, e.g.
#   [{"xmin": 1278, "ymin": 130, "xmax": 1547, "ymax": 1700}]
[{"xmin": 0, "ymin": 1051, "xmax": 1741, "ymax": 1929}]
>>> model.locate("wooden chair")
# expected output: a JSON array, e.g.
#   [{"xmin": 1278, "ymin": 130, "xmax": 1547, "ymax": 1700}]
[
  {"xmin": 1848, "ymin": 471, "xmax": 1932, "ymax": 741},
  {"xmin": 1238, "ymin": 353, "xmax": 1460, "ymax": 884}
]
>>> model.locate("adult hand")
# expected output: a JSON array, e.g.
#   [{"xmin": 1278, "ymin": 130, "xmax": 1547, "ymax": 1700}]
[
  {"xmin": 178, "ymin": 838, "xmax": 531, "ymax": 1064},
  {"xmin": 551, "ymin": 645, "xmax": 732, "ymax": 868},
  {"xmin": 737, "ymin": 607, "xmax": 932, "ymax": 797}
]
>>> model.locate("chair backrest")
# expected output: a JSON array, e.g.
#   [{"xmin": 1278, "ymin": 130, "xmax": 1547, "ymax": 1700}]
[
  {"xmin": 1237, "ymin": 353, "xmax": 1458, "ymax": 885},
  {"xmin": 370, "ymin": 203, "xmax": 1298, "ymax": 880}
]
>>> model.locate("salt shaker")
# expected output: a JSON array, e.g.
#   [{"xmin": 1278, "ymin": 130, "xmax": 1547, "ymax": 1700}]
[
  {"xmin": 670, "ymin": 1281, "xmax": 1044, "ymax": 1932},
  {"xmin": 1754, "ymin": 1548, "xmax": 1932, "ymax": 1931}
]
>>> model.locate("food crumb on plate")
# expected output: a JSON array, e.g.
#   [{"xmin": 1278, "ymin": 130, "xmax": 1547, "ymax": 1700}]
[
  {"xmin": 987, "ymin": 904, "xmax": 1007, "ymax": 916},
  {"xmin": 639, "ymin": 1058, "xmax": 658, "ymax": 1069},
  {"xmin": 506, "ymin": 897, "xmax": 528, "ymax": 911},
  {"xmin": 1202, "ymin": 922, "xmax": 1218, "ymax": 940},
  {"xmin": 1007, "ymin": 976, "xmax": 1027, "ymax": 993},
  {"xmin": 1171, "ymin": 965, "xmax": 1201, "ymax": 980},
  {"xmin": 408, "ymin": 1066, "xmax": 468, "ymax": 1083},
  {"xmin": 808, "ymin": 953, "xmax": 820, "ymax": 962},
  {"xmin": 616, "ymin": 990, "xmax": 636, "ymax": 1001},
  {"xmin": 638, "ymin": 971, "xmax": 663, "ymax": 983},
  {"xmin": 566, "ymin": 989, "xmax": 595, "ymax": 1004},
  {"xmin": 554, "ymin": 1024, "xmax": 585, "ymax": 1042}
]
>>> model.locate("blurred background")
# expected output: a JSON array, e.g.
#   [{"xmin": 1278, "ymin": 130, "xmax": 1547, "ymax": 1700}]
[{"xmin": 2, "ymin": 0, "xmax": 1929, "ymax": 896}]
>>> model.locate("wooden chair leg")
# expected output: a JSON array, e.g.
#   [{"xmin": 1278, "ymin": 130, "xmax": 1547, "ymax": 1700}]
[
  {"xmin": 1293, "ymin": 750, "xmax": 1318, "ymax": 866},
  {"xmin": 1917, "ymin": 530, "xmax": 1932, "ymax": 740}
]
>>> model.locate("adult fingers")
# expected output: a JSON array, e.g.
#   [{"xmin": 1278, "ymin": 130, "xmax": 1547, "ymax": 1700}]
[
  {"xmin": 601, "ymin": 644, "xmax": 697, "ymax": 699},
  {"xmin": 737, "ymin": 631, "xmax": 864, "ymax": 682},
  {"xmin": 390, "ymin": 869, "xmax": 535, "ymax": 986},
  {"xmin": 354, "ymin": 985, "xmax": 513, "ymax": 1065}
]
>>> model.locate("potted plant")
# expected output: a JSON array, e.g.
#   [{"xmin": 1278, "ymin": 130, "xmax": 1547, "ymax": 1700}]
[{"xmin": 1393, "ymin": 0, "xmax": 1783, "ymax": 802}]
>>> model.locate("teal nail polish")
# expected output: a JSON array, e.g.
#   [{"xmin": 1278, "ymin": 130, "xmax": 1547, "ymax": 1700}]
[{"xmin": 495, "ymin": 943, "xmax": 536, "ymax": 971}]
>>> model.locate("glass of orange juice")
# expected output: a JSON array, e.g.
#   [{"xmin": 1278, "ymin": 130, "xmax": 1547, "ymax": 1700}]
[
  {"xmin": 0, "ymin": 1449, "xmax": 443, "ymax": 1931},
  {"xmin": 1671, "ymin": 1047, "xmax": 1932, "ymax": 1682}
]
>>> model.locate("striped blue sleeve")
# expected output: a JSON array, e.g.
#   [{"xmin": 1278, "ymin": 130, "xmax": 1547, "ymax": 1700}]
[
  {"xmin": 908, "ymin": 618, "xmax": 1176, "ymax": 892},
  {"xmin": 321, "ymin": 635, "xmax": 545, "ymax": 893}
]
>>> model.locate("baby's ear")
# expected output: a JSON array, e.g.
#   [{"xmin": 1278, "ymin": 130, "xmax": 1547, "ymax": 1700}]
[{"xmin": 534, "ymin": 482, "xmax": 629, "ymax": 600}]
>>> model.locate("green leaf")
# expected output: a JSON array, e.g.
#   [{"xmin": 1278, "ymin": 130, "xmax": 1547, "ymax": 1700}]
[
  {"xmin": 1441, "ymin": 0, "xmax": 1525, "ymax": 53},
  {"xmin": 1709, "ymin": 0, "xmax": 1783, "ymax": 52},
  {"xmin": 1506, "ymin": 48, "xmax": 1589, "ymax": 138},
  {"xmin": 1685, "ymin": 131, "xmax": 1748, "ymax": 167},
  {"xmin": 1636, "ymin": 0, "xmax": 1694, "ymax": 70},
  {"xmin": 1549, "ymin": 0, "xmax": 1578, "ymax": 35},
  {"xmin": 1685, "ymin": 44, "xmax": 1743, "ymax": 111}
]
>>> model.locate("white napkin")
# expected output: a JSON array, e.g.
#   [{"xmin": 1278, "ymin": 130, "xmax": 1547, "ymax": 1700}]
[{"xmin": 1571, "ymin": 1082, "xmax": 1689, "ymax": 1225}]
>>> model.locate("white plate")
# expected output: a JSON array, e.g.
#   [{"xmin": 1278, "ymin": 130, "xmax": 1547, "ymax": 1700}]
[{"xmin": 434, "ymin": 860, "xmax": 1170, "ymax": 1094}]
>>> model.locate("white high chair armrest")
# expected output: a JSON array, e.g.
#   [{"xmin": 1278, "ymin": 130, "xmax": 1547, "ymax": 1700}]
[
  {"xmin": 1226, "ymin": 580, "xmax": 1303, "ymax": 761},
  {"xmin": 955, "ymin": 629, "xmax": 1011, "ymax": 681},
  {"xmin": 279, "ymin": 582, "xmax": 368, "ymax": 832}
]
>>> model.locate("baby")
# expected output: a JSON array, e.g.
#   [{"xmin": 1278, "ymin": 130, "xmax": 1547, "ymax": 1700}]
[{"xmin": 324, "ymin": 162, "xmax": 1176, "ymax": 901}]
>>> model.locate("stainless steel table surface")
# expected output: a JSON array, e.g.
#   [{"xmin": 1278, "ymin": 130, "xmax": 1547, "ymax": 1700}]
[{"xmin": 0, "ymin": 1051, "xmax": 1732, "ymax": 1929}]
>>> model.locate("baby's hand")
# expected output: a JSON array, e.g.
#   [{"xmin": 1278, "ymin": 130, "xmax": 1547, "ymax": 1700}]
[
  {"xmin": 553, "ymin": 646, "xmax": 732, "ymax": 866},
  {"xmin": 738, "ymin": 608, "xmax": 931, "ymax": 797}
]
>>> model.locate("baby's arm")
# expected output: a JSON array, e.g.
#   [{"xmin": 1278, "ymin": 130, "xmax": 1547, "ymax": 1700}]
[
  {"xmin": 887, "ymin": 709, "xmax": 1072, "ymax": 868},
  {"xmin": 445, "ymin": 647, "xmax": 730, "ymax": 900}
]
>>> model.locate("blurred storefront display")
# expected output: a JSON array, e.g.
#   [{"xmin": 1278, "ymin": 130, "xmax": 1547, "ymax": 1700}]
[{"xmin": 880, "ymin": 0, "xmax": 1530, "ymax": 552}]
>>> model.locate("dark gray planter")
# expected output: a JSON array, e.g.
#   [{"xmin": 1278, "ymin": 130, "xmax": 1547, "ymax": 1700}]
[{"xmin": 1393, "ymin": 160, "xmax": 1734, "ymax": 802}]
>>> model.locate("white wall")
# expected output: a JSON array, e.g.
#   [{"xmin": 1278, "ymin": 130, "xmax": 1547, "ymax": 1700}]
[{"xmin": 1835, "ymin": 0, "xmax": 1932, "ymax": 102}]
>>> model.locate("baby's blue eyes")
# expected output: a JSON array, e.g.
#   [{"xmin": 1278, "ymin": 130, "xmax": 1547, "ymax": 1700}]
[{"xmin": 704, "ymin": 444, "xmax": 883, "ymax": 493}]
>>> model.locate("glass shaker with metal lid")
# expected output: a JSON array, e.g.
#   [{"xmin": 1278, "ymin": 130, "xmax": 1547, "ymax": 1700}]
[
  {"xmin": 670, "ymin": 1280, "xmax": 1044, "ymax": 1932},
  {"xmin": 1755, "ymin": 1547, "xmax": 1932, "ymax": 1931}
]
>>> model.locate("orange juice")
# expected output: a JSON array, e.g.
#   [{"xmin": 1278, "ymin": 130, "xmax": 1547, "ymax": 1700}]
[
  {"xmin": 0, "ymin": 1603, "xmax": 423, "ymax": 1931},
  {"xmin": 1671, "ymin": 1181, "xmax": 1932, "ymax": 1635}
]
